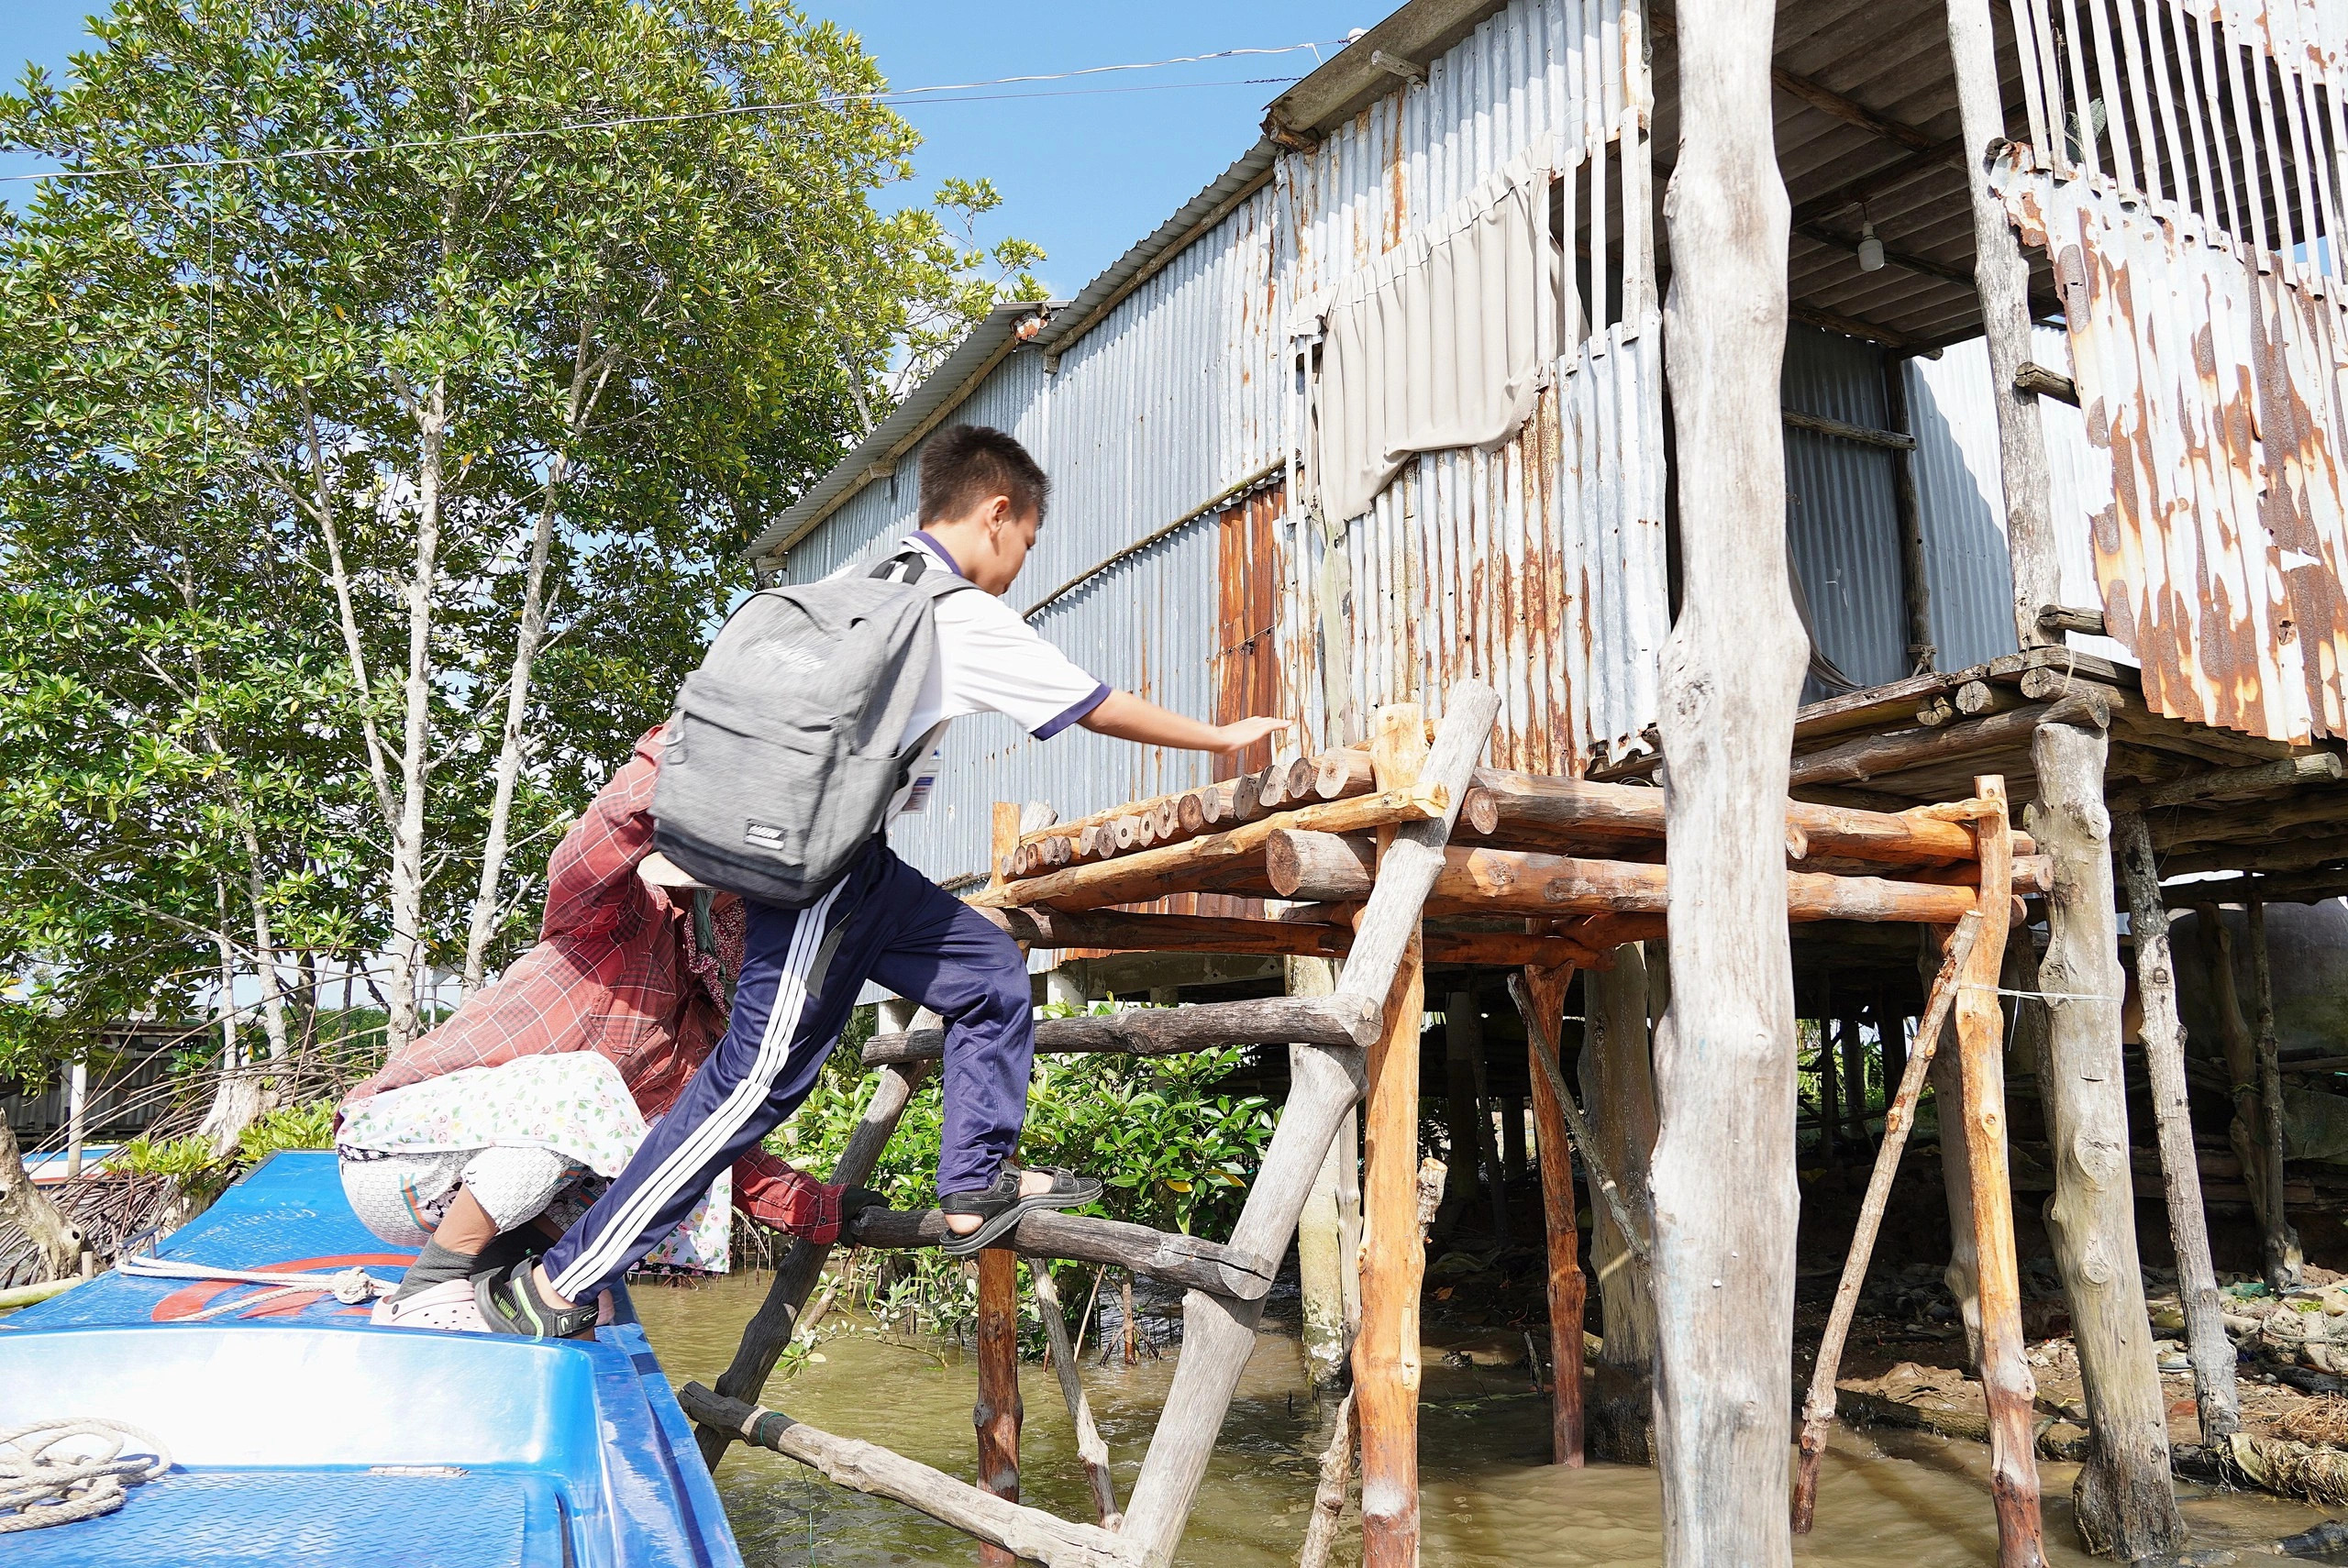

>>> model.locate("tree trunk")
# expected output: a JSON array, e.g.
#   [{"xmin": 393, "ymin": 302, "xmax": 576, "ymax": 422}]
[
  {"xmin": 2026, "ymin": 719, "xmax": 2181, "ymax": 1560},
  {"xmin": 1841, "ymin": 1016, "xmax": 1871, "ymax": 1153},
  {"xmin": 1583, "ymin": 946, "xmax": 1659, "ymax": 1464},
  {"xmin": 197, "ymin": 885, "xmax": 263, "ymax": 1158},
  {"xmin": 1291, "ymin": 955, "xmax": 1354, "ymax": 1394},
  {"xmin": 2110, "ymin": 812, "xmax": 2239, "ymax": 1441},
  {"xmin": 383, "ymin": 378, "xmax": 449, "ymax": 1054},
  {"xmin": 1818, "ymin": 1019, "xmax": 1844, "ymax": 1170},
  {"xmin": 1651, "ymin": 0, "xmax": 1806, "ymax": 1551},
  {"xmin": 2246, "ymin": 904, "xmax": 2305, "ymax": 1291},
  {"xmin": 0, "ymin": 1113, "xmax": 81, "ymax": 1277}
]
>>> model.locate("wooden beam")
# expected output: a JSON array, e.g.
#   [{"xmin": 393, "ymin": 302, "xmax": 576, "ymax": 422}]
[
  {"xmin": 1790, "ymin": 302, "xmax": 1944, "ymax": 356},
  {"xmin": 1651, "ymin": 6, "xmax": 1939, "ymax": 152},
  {"xmin": 697, "ymin": 1062, "xmax": 931, "ymax": 1469},
  {"xmin": 1788, "ymin": 694, "xmax": 2106, "ymax": 787},
  {"xmin": 1951, "ymin": 778, "xmax": 2046, "ymax": 1565},
  {"xmin": 1781, "ymin": 406, "xmax": 1919, "ymax": 450},
  {"xmin": 1793, "ymin": 911, "xmax": 1978, "ymax": 1531},
  {"xmin": 1796, "ymin": 221, "xmax": 1976, "ymax": 291},
  {"xmin": 2111, "ymin": 812, "xmax": 2241, "ymax": 1442},
  {"xmin": 1789, "ymin": 138, "xmax": 1966, "ymax": 225},
  {"xmin": 849, "ymin": 1207, "xmax": 1276, "ymax": 1301},
  {"xmin": 681, "ymin": 1386, "xmax": 1136, "ymax": 1568},
  {"xmin": 1651, "ymin": 0, "xmax": 1808, "ymax": 1553},
  {"xmin": 1885, "ymin": 348, "xmax": 1935, "ymax": 675},
  {"xmin": 2035, "ymin": 603, "xmax": 2107, "ymax": 637},
  {"xmin": 2014, "ymin": 361, "xmax": 2080, "ymax": 405},
  {"xmin": 1030, "ymin": 1264, "xmax": 1121, "ymax": 1528},
  {"xmin": 982, "ymin": 785, "xmax": 1446, "ymax": 911},
  {"xmin": 863, "ymin": 993, "xmax": 1379, "ymax": 1066},
  {"xmin": 2110, "ymin": 752, "xmax": 2344, "ymax": 812},
  {"xmin": 2029, "ymin": 717, "xmax": 2182, "ymax": 1557},
  {"xmin": 2246, "ymin": 904, "xmax": 2307, "ymax": 1290}
]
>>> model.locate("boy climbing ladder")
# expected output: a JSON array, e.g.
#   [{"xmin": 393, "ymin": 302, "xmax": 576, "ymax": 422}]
[{"xmin": 477, "ymin": 424, "xmax": 1291, "ymax": 1337}]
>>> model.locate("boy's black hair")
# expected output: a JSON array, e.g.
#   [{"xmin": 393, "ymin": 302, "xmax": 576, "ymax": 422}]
[{"xmin": 918, "ymin": 425, "xmax": 1049, "ymax": 526}]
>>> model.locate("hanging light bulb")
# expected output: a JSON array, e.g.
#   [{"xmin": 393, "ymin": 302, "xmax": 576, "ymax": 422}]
[{"xmin": 1857, "ymin": 219, "xmax": 1886, "ymax": 273}]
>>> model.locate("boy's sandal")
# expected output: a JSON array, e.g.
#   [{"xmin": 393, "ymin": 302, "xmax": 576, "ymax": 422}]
[
  {"xmin": 938, "ymin": 1165, "xmax": 1104, "ymax": 1257},
  {"xmin": 474, "ymin": 1259, "xmax": 600, "ymax": 1341}
]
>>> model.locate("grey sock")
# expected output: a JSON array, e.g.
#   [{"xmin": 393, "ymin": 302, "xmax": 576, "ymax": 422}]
[{"xmin": 392, "ymin": 1237, "xmax": 482, "ymax": 1303}]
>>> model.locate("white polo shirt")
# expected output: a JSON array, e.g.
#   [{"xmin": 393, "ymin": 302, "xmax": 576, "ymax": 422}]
[{"xmin": 863, "ymin": 532, "xmax": 1109, "ymax": 816}]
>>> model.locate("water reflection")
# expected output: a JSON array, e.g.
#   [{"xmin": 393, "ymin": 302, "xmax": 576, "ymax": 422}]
[{"xmin": 634, "ymin": 1273, "xmax": 2332, "ymax": 1566}]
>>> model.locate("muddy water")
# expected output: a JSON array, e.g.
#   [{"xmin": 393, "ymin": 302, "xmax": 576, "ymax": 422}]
[{"xmin": 636, "ymin": 1275, "xmax": 2334, "ymax": 1567}]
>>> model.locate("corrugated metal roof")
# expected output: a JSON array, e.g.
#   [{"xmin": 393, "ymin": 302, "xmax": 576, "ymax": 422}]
[{"xmin": 741, "ymin": 301, "xmax": 1060, "ymax": 567}]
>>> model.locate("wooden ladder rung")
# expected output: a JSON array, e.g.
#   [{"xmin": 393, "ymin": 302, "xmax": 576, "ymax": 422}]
[
  {"xmin": 862, "ymin": 992, "xmax": 1380, "ymax": 1066},
  {"xmin": 847, "ymin": 1207, "xmax": 1279, "ymax": 1301}
]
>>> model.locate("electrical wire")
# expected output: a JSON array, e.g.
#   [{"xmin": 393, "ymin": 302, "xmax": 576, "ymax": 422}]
[{"xmin": 0, "ymin": 39, "xmax": 1353, "ymax": 184}]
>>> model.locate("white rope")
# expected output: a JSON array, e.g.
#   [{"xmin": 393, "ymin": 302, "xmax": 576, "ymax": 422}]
[
  {"xmin": 115, "ymin": 1254, "xmax": 395, "ymax": 1317},
  {"xmin": 1959, "ymin": 983, "xmax": 2123, "ymax": 1003},
  {"xmin": 0, "ymin": 1419, "xmax": 172, "ymax": 1533}
]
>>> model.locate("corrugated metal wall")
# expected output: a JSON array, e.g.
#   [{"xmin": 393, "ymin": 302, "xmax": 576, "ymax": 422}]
[{"xmin": 1784, "ymin": 326, "xmax": 1910, "ymax": 692}]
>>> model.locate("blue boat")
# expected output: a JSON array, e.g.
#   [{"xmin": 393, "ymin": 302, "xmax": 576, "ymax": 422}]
[{"xmin": 0, "ymin": 1151, "xmax": 742, "ymax": 1567}]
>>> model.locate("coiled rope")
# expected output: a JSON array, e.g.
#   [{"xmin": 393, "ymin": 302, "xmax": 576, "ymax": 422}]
[
  {"xmin": 0, "ymin": 1419, "xmax": 172, "ymax": 1532},
  {"xmin": 114, "ymin": 1255, "xmax": 395, "ymax": 1320}
]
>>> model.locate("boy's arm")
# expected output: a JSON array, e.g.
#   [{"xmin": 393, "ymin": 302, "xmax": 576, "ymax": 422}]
[{"xmin": 1079, "ymin": 689, "xmax": 1289, "ymax": 754}]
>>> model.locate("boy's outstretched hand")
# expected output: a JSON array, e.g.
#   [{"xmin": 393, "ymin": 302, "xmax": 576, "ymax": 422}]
[{"xmin": 1080, "ymin": 689, "xmax": 1291, "ymax": 756}]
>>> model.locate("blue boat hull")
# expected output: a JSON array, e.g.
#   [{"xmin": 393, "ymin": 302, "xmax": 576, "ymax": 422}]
[{"xmin": 1, "ymin": 1152, "xmax": 741, "ymax": 1567}]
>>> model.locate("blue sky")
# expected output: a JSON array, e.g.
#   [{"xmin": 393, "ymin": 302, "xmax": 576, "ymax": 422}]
[{"xmin": 0, "ymin": 2, "xmax": 1376, "ymax": 298}]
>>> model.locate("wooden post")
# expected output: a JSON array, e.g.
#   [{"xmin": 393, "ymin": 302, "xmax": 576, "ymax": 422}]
[
  {"xmin": 975, "ymin": 1248, "xmax": 1022, "ymax": 1566},
  {"xmin": 1501, "ymin": 1092, "xmax": 1527, "ymax": 1182},
  {"xmin": 1944, "ymin": 0, "xmax": 2062, "ymax": 648},
  {"xmin": 1794, "ymin": 912, "xmax": 1980, "ymax": 1531},
  {"xmin": 2246, "ymin": 903, "xmax": 2306, "ymax": 1290},
  {"xmin": 1357, "ymin": 705, "xmax": 1429, "ymax": 1567},
  {"xmin": 2026, "ymin": 718, "xmax": 2181, "ymax": 1558},
  {"xmin": 1884, "ymin": 349, "xmax": 1934, "ymax": 673},
  {"xmin": 1840, "ymin": 1016, "xmax": 1871, "ymax": 1154},
  {"xmin": 2196, "ymin": 911, "xmax": 2295, "ymax": 1293},
  {"xmin": 698, "ymin": 1060, "xmax": 932, "ymax": 1468},
  {"xmin": 2110, "ymin": 814, "xmax": 2238, "ymax": 1441},
  {"xmin": 1521, "ymin": 961, "xmax": 1586, "ymax": 1467},
  {"xmin": 1291, "ymin": 955, "xmax": 1353, "ymax": 1392},
  {"xmin": 1444, "ymin": 990, "xmax": 1485, "ymax": 1223},
  {"xmin": 1472, "ymin": 1013, "xmax": 1507, "ymax": 1244},
  {"xmin": 1883, "ymin": 1009, "xmax": 1910, "ymax": 1120},
  {"xmin": 1650, "ymin": 0, "xmax": 1807, "ymax": 1545},
  {"xmin": 1954, "ymin": 776, "xmax": 2046, "ymax": 1568},
  {"xmin": 1115, "ymin": 682, "xmax": 1499, "ymax": 1568},
  {"xmin": 1817, "ymin": 1017, "xmax": 1843, "ymax": 1169},
  {"xmin": 1030, "ymin": 1265, "xmax": 1119, "ymax": 1528},
  {"xmin": 1583, "ymin": 946, "xmax": 1659, "ymax": 1464}
]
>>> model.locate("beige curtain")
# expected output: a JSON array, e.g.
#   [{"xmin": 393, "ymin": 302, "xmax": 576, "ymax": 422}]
[{"xmin": 1310, "ymin": 161, "xmax": 1558, "ymax": 525}]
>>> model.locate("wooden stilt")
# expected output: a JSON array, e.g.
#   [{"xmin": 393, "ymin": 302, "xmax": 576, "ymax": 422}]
[
  {"xmin": 2111, "ymin": 811, "xmax": 2240, "ymax": 1441},
  {"xmin": 1114, "ymin": 682, "xmax": 1499, "ymax": 1568},
  {"xmin": 698, "ymin": 1059, "xmax": 932, "ymax": 1468},
  {"xmin": 976, "ymin": 1248, "xmax": 1023, "ymax": 1567},
  {"xmin": 1444, "ymin": 990, "xmax": 1485, "ymax": 1224},
  {"xmin": 2197, "ymin": 910, "xmax": 2294, "ymax": 1293},
  {"xmin": 1582, "ymin": 949, "xmax": 1660, "ymax": 1465},
  {"xmin": 1291, "ymin": 955, "xmax": 1353, "ymax": 1393},
  {"xmin": 2028, "ymin": 716, "xmax": 2180, "ymax": 1558},
  {"xmin": 1031, "ymin": 1264, "xmax": 1120, "ymax": 1529},
  {"xmin": 1953, "ymin": 776, "xmax": 2046, "ymax": 1568},
  {"xmin": 1818, "ymin": 1016, "xmax": 1843, "ymax": 1169},
  {"xmin": 1298, "ymin": 1391, "xmax": 1359, "ymax": 1568},
  {"xmin": 1840, "ymin": 1015, "xmax": 1871, "ymax": 1154},
  {"xmin": 1519, "ymin": 962, "xmax": 1586, "ymax": 1467},
  {"xmin": 1357, "ymin": 704, "xmax": 1430, "ymax": 1568},
  {"xmin": 1793, "ymin": 912, "xmax": 1980, "ymax": 1531},
  {"xmin": 2246, "ymin": 903, "xmax": 2306, "ymax": 1290},
  {"xmin": 1501, "ymin": 1091, "xmax": 1528, "ymax": 1183}
]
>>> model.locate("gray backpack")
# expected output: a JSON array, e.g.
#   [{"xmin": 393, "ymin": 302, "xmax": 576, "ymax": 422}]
[{"xmin": 651, "ymin": 548, "xmax": 976, "ymax": 906}]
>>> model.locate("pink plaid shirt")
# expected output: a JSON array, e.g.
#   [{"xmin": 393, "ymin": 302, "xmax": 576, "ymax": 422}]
[{"xmin": 344, "ymin": 727, "xmax": 846, "ymax": 1242}]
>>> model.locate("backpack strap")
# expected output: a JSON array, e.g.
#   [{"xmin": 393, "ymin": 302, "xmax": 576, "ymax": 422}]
[{"xmin": 870, "ymin": 545, "xmax": 980, "ymax": 602}]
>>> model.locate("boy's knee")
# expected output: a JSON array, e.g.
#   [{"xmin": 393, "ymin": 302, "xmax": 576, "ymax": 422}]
[{"xmin": 970, "ymin": 931, "xmax": 1031, "ymax": 1021}]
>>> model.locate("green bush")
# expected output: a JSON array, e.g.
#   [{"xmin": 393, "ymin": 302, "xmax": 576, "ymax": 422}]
[
  {"xmin": 770, "ymin": 1000, "xmax": 1276, "ymax": 1349},
  {"xmin": 114, "ymin": 1099, "xmax": 340, "ymax": 1207}
]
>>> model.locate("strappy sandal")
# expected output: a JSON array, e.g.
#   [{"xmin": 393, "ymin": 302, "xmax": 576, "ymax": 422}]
[
  {"xmin": 939, "ymin": 1165, "xmax": 1103, "ymax": 1257},
  {"xmin": 474, "ymin": 1259, "xmax": 600, "ymax": 1341}
]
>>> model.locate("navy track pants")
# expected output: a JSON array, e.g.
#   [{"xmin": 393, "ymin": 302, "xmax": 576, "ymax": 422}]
[{"xmin": 542, "ymin": 841, "xmax": 1034, "ymax": 1302}]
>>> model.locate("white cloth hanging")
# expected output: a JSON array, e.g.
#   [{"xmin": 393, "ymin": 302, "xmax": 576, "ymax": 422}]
[{"xmin": 1308, "ymin": 159, "xmax": 1559, "ymax": 525}]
